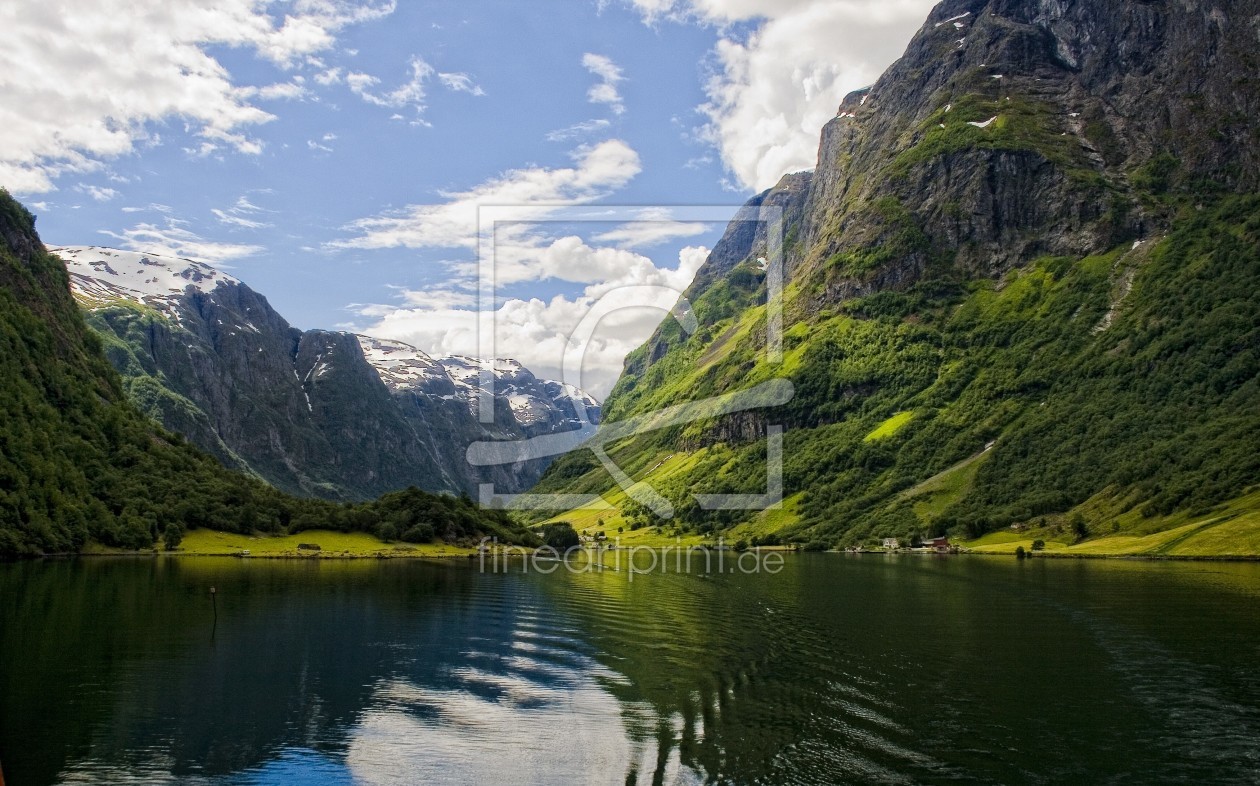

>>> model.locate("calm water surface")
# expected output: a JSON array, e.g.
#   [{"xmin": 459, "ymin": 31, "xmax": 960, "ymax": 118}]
[{"xmin": 2, "ymin": 554, "xmax": 1259, "ymax": 784}]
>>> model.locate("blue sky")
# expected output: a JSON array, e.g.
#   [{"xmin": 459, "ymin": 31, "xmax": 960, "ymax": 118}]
[{"xmin": 3, "ymin": 0, "xmax": 935, "ymax": 395}]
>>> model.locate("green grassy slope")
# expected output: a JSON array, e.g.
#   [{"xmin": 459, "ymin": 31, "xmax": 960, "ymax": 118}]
[{"xmin": 531, "ymin": 193, "xmax": 1260, "ymax": 553}]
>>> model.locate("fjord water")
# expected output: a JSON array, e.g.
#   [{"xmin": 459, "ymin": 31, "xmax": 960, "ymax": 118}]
[{"xmin": 2, "ymin": 556, "xmax": 1259, "ymax": 785}]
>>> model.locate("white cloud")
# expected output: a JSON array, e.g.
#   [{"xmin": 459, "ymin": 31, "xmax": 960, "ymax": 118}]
[
  {"xmin": 0, "ymin": 0, "xmax": 394, "ymax": 193},
  {"xmin": 75, "ymin": 183, "xmax": 120, "ymax": 202},
  {"xmin": 630, "ymin": 0, "xmax": 935, "ymax": 191},
  {"xmin": 332, "ymin": 139, "xmax": 642, "ymax": 251},
  {"xmin": 348, "ymin": 56, "xmax": 437, "ymax": 115},
  {"xmin": 212, "ymin": 195, "xmax": 274, "ymax": 228},
  {"xmin": 121, "ymin": 203, "xmax": 174, "ymax": 214},
  {"xmin": 358, "ymin": 244, "xmax": 709, "ymax": 396},
  {"xmin": 252, "ymin": 81, "xmax": 311, "ymax": 101},
  {"xmin": 212, "ymin": 209, "xmax": 273, "ymax": 228},
  {"xmin": 545, "ymin": 119, "xmax": 612, "ymax": 142},
  {"xmin": 591, "ymin": 207, "xmax": 712, "ymax": 248},
  {"xmin": 101, "ymin": 220, "xmax": 264, "ymax": 263},
  {"xmin": 438, "ymin": 72, "xmax": 486, "ymax": 96},
  {"xmin": 582, "ymin": 53, "xmax": 626, "ymax": 115},
  {"xmin": 314, "ymin": 66, "xmax": 345, "ymax": 86}
]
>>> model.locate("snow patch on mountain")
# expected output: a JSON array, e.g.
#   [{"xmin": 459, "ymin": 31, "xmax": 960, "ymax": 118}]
[
  {"xmin": 55, "ymin": 245, "xmax": 237, "ymax": 321},
  {"xmin": 355, "ymin": 337, "xmax": 600, "ymax": 427}
]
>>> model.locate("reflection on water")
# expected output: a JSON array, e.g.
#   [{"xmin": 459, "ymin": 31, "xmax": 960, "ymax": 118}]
[{"xmin": 2, "ymin": 556, "xmax": 1260, "ymax": 784}]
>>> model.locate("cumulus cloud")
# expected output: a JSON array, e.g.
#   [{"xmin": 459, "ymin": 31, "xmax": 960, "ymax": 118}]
[
  {"xmin": 629, "ymin": 0, "xmax": 935, "ymax": 191},
  {"xmin": 314, "ymin": 66, "xmax": 345, "ymax": 86},
  {"xmin": 358, "ymin": 244, "xmax": 710, "ymax": 396},
  {"xmin": 0, "ymin": 0, "xmax": 394, "ymax": 193},
  {"xmin": 582, "ymin": 53, "xmax": 626, "ymax": 115},
  {"xmin": 101, "ymin": 220, "xmax": 264, "ymax": 263},
  {"xmin": 331, "ymin": 139, "xmax": 642, "ymax": 251},
  {"xmin": 333, "ymin": 136, "xmax": 713, "ymax": 393}
]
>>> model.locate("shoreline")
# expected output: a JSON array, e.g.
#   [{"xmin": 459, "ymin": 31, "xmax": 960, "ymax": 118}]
[
  {"xmin": 965, "ymin": 550, "xmax": 1260, "ymax": 562},
  {"xmin": 12, "ymin": 547, "xmax": 1260, "ymax": 563}
]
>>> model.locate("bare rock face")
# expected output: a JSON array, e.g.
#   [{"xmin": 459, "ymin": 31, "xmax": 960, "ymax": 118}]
[
  {"xmin": 638, "ymin": 0, "xmax": 1260, "ymax": 336},
  {"xmin": 791, "ymin": 0, "xmax": 1260, "ymax": 307},
  {"xmin": 56, "ymin": 246, "xmax": 599, "ymax": 500}
]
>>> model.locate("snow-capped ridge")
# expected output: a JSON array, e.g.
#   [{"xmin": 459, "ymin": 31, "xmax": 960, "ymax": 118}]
[
  {"xmin": 354, "ymin": 334, "xmax": 600, "ymax": 427},
  {"xmin": 60, "ymin": 244, "xmax": 600, "ymax": 431},
  {"xmin": 56, "ymin": 245, "xmax": 239, "ymax": 320}
]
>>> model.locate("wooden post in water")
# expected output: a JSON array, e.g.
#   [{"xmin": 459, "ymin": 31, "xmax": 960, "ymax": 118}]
[{"xmin": 210, "ymin": 586, "xmax": 217, "ymax": 622}]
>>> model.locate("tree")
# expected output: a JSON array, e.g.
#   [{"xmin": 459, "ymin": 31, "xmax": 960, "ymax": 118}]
[
  {"xmin": 163, "ymin": 523, "xmax": 183, "ymax": 551},
  {"xmin": 1031, "ymin": 539, "xmax": 1046, "ymax": 551},
  {"xmin": 1069, "ymin": 514, "xmax": 1089, "ymax": 542},
  {"xmin": 402, "ymin": 523, "xmax": 434, "ymax": 543},
  {"xmin": 540, "ymin": 522, "xmax": 580, "ymax": 551},
  {"xmin": 377, "ymin": 522, "xmax": 399, "ymax": 543}
]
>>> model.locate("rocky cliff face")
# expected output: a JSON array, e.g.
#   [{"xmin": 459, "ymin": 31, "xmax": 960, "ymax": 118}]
[
  {"xmin": 797, "ymin": 0, "xmax": 1260, "ymax": 301},
  {"xmin": 534, "ymin": 0, "xmax": 1260, "ymax": 548},
  {"xmin": 57, "ymin": 246, "xmax": 599, "ymax": 500}
]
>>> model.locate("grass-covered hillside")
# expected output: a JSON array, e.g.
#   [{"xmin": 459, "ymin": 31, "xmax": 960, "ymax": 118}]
[
  {"xmin": 529, "ymin": 0, "xmax": 1260, "ymax": 553},
  {"xmin": 0, "ymin": 192, "xmax": 533, "ymax": 557},
  {"xmin": 533, "ymin": 195, "xmax": 1260, "ymax": 551}
]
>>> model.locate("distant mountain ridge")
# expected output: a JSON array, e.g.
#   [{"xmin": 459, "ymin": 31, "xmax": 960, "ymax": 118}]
[
  {"xmin": 55, "ymin": 245, "xmax": 599, "ymax": 501},
  {"xmin": 0, "ymin": 192, "xmax": 534, "ymax": 557}
]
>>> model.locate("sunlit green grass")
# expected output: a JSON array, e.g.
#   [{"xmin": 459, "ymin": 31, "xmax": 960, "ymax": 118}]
[
  {"xmin": 864, "ymin": 411, "xmax": 914, "ymax": 443},
  {"xmin": 174, "ymin": 528, "xmax": 476, "ymax": 557},
  {"xmin": 961, "ymin": 490, "xmax": 1260, "ymax": 557}
]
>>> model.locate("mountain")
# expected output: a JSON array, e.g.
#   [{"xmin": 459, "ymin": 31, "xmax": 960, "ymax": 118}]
[
  {"xmin": 55, "ymin": 245, "xmax": 599, "ymax": 501},
  {"xmin": 0, "ymin": 191, "xmax": 533, "ymax": 557},
  {"xmin": 531, "ymin": 0, "xmax": 1260, "ymax": 551}
]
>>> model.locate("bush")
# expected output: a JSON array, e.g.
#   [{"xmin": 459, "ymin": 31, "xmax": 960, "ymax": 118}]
[
  {"xmin": 1031, "ymin": 539, "xmax": 1046, "ymax": 551},
  {"xmin": 540, "ymin": 522, "xmax": 580, "ymax": 551},
  {"xmin": 401, "ymin": 523, "xmax": 434, "ymax": 543}
]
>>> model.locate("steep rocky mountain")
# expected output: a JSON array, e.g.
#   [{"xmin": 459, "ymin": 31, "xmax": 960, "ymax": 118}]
[
  {"xmin": 57, "ymin": 246, "xmax": 598, "ymax": 501},
  {"xmin": 0, "ymin": 192, "xmax": 533, "ymax": 557},
  {"xmin": 532, "ymin": 0, "xmax": 1260, "ymax": 549}
]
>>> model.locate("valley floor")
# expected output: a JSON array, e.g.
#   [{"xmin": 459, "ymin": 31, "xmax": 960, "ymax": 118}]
[{"xmin": 86, "ymin": 529, "xmax": 479, "ymax": 558}]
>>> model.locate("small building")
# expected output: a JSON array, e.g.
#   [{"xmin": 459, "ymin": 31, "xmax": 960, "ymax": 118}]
[
  {"xmin": 924, "ymin": 536, "xmax": 951, "ymax": 553},
  {"xmin": 882, "ymin": 537, "xmax": 900, "ymax": 550}
]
